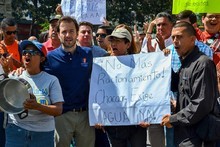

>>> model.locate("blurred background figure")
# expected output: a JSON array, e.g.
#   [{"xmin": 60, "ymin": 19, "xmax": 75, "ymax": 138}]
[
  {"xmin": 95, "ymin": 25, "xmax": 113, "ymax": 53},
  {"xmin": 133, "ymin": 24, "xmax": 146, "ymax": 52},
  {"xmin": 38, "ymin": 31, "xmax": 49, "ymax": 43},
  {"xmin": 43, "ymin": 15, "xmax": 61, "ymax": 53},
  {"xmin": 28, "ymin": 36, "xmax": 38, "ymax": 41},
  {"xmin": 77, "ymin": 21, "xmax": 107, "ymax": 57},
  {"xmin": 0, "ymin": 18, "xmax": 22, "ymax": 72},
  {"xmin": 141, "ymin": 12, "xmax": 174, "ymax": 53}
]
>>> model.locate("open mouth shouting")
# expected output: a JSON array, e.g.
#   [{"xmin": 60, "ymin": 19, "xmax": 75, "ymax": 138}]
[{"xmin": 23, "ymin": 56, "xmax": 31, "ymax": 66}]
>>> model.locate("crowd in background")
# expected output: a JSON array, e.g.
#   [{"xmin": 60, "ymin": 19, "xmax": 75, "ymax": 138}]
[{"xmin": 0, "ymin": 3, "xmax": 220, "ymax": 147}]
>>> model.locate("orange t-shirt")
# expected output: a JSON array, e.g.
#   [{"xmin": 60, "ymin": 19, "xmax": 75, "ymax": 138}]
[
  {"xmin": 1, "ymin": 40, "xmax": 21, "ymax": 69},
  {"xmin": 4, "ymin": 40, "xmax": 20, "ymax": 61}
]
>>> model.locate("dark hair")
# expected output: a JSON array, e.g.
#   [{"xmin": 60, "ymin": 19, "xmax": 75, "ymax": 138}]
[
  {"xmin": 156, "ymin": 12, "xmax": 173, "ymax": 23},
  {"xmin": 177, "ymin": 10, "xmax": 197, "ymax": 24},
  {"xmin": 57, "ymin": 16, "xmax": 79, "ymax": 33},
  {"xmin": 38, "ymin": 31, "xmax": 49, "ymax": 43},
  {"xmin": 1, "ymin": 18, "xmax": 17, "ymax": 30},
  {"xmin": 173, "ymin": 22, "xmax": 196, "ymax": 36},
  {"xmin": 202, "ymin": 13, "xmax": 207, "ymax": 17},
  {"xmin": 79, "ymin": 21, "xmax": 93, "ymax": 30},
  {"xmin": 98, "ymin": 25, "xmax": 113, "ymax": 35}
]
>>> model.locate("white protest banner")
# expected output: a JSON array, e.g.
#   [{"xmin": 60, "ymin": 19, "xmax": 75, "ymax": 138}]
[
  {"xmin": 61, "ymin": 0, "xmax": 106, "ymax": 24},
  {"xmin": 89, "ymin": 52, "xmax": 171, "ymax": 126}
]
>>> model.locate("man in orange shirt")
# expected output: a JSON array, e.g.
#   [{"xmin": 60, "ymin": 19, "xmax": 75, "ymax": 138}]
[
  {"xmin": 0, "ymin": 18, "xmax": 22, "ymax": 72},
  {"xmin": 0, "ymin": 17, "xmax": 22, "ymax": 147}
]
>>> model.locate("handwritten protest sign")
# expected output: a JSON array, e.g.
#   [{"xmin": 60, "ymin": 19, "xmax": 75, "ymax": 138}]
[
  {"xmin": 89, "ymin": 52, "xmax": 171, "ymax": 126},
  {"xmin": 61, "ymin": 0, "xmax": 106, "ymax": 24},
  {"xmin": 172, "ymin": 0, "xmax": 220, "ymax": 14}
]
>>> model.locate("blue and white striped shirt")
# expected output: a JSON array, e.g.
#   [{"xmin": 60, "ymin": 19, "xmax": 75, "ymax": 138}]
[{"xmin": 167, "ymin": 40, "xmax": 213, "ymax": 73}]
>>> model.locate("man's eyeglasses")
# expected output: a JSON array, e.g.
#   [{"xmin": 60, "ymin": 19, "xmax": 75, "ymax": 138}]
[
  {"xmin": 22, "ymin": 50, "xmax": 41, "ymax": 56},
  {"xmin": 96, "ymin": 33, "xmax": 107, "ymax": 38},
  {"xmin": 206, "ymin": 15, "xmax": 220, "ymax": 20},
  {"xmin": 5, "ymin": 31, "xmax": 17, "ymax": 35}
]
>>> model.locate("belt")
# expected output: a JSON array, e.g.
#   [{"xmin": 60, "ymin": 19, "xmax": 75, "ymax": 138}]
[{"xmin": 72, "ymin": 108, "xmax": 87, "ymax": 112}]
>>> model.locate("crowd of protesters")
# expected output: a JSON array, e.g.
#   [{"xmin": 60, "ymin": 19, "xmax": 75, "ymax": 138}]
[{"xmin": 0, "ymin": 3, "xmax": 220, "ymax": 147}]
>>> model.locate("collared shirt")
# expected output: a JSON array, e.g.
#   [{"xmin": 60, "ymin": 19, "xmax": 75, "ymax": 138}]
[
  {"xmin": 167, "ymin": 40, "xmax": 213, "ymax": 73},
  {"xmin": 141, "ymin": 36, "xmax": 173, "ymax": 53},
  {"xmin": 43, "ymin": 38, "xmax": 61, "ymax": 53},
  {"xmin": 43, "ymin": 38, "xmax": 54, "ymax": 53},
  {"xmin": 198, "ymin": 30, "xmax": 220, "ymax": 45},
  {"xmin": 44, "ymin": 45, "xmax": 93, "ymax": 113},
  {"xmin": 169, "ymin": 46, "xmax": 218, "ymax": 145}
]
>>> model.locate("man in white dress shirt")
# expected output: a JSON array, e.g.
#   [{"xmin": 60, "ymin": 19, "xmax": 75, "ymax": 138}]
[
  {"xmin": 141, "ymin": 12, "xmax": 174, "ymax": 53},
  {"xmin": 141, "ymin": 12, "xmax": 174, "ymax": 147}
]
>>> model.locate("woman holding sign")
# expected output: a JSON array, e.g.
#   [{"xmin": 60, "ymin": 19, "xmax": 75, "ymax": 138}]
[{"xmin": 95, "ymin": 24, "xmax": 149, "ymax": 147}]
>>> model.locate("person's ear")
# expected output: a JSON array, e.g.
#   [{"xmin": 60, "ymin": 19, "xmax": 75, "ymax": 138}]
[
  {"xmin": 190, "ymin": 35, "xmax": 196, "ymax": 44},
  {"xmin": 126, "ymin": 42, "xmax": 131, "ymax": 49}
]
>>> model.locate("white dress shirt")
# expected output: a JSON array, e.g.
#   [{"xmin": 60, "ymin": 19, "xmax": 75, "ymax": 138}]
[{"xmin": 141, "ymin": 36, "xmax": 173, "ymax": 53}]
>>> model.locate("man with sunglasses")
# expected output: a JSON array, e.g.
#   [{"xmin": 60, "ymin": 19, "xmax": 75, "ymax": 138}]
[
  {"xmin": 0, "ymin": 17, "xmax": 22, "ymax": 147},
  {"xmin": 77, "ymin": 21, "xmax": 107, "ymax": 57},
  {"xmin": 0, "ymin": 18, "xmax": 22, "ymax": 72},
  {"xmin": 96, "ymin": 25, "xmax": 113, "ymax": 52}
]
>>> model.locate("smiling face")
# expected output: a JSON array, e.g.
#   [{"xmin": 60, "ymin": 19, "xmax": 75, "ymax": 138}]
[
  {"xmin": 58, "ymin": 21, "xmax": 78, "ymax": 51},
  {"xmin": 171, "ymin": 26, "xmax": 196, "ymax": 58},
  {"xmin": 202, "ymin": 13, "xmax": 220, "ymax": 34}
]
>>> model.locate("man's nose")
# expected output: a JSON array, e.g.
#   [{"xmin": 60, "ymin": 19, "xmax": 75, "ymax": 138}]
[
  {"xmin": 157, "ymin": 25, "xmax": 163, "ymax": 29},
  {"xmin": 172, "ymin": 37, "xmax": 177, "ymax": 43},
  {"xmin": 85, "ymin": 31, "xmax": 90, "ymax": 35}
]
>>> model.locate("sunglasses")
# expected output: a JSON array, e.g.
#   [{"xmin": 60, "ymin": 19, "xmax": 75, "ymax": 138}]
[
  {"xmin": 96, "ymin": 33, "xmax": 107, "ymax": 38},
  {"xmin": 22, "ymin": 50, "xmax": 41, "ymax": 56},
  {"xmin": 5, "ymin": 31, "xmax": 17, "ymax": 35}
]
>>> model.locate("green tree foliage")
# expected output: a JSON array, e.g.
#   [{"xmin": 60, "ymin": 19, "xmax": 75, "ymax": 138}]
[
  {"xmin": 12, "ymin": 0, "xmax": 172, "ymax": 25},
  {"xmin": 12, "ymin": 0, "xmax": 60, "ymax": 24},
  {"xmin": 11, "ymin": 0, "xmax": 172, "ymax": 34},
  {"xmin": 106, "ymin": 0, "xmax": 172, "ymax": 27},
  {"xmin": 11, "ymin": 0, "xmax": 60, "ymax": 35}
]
